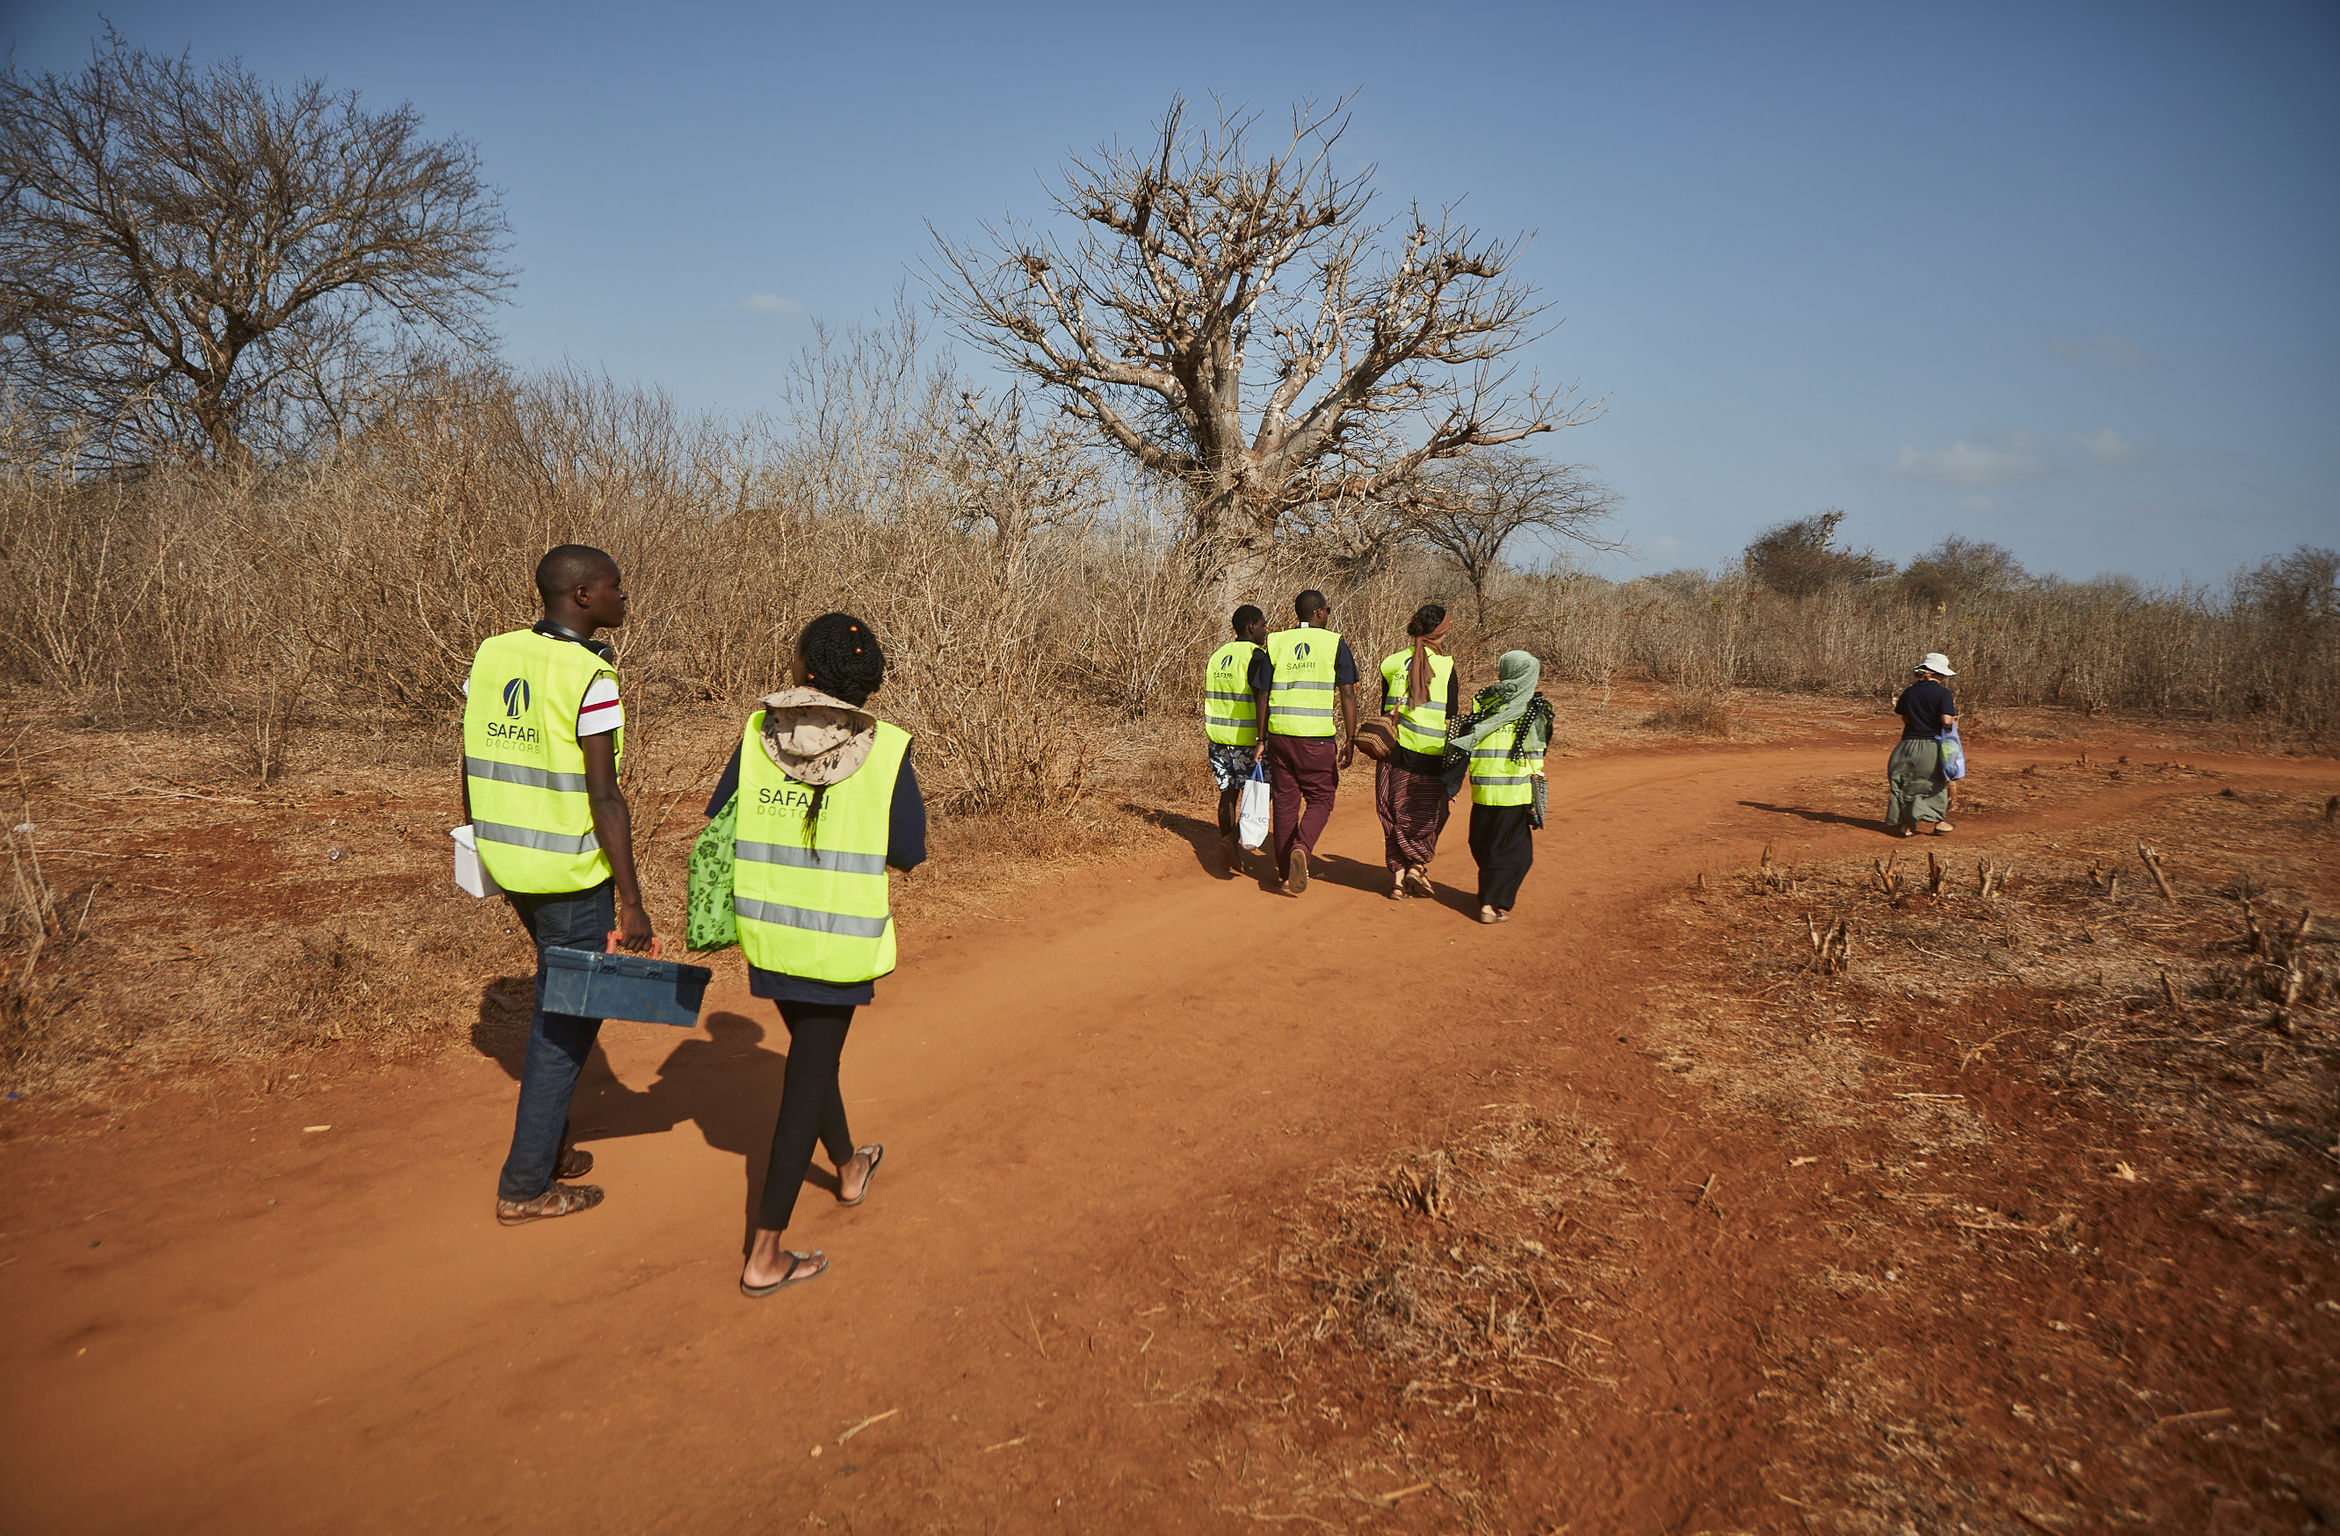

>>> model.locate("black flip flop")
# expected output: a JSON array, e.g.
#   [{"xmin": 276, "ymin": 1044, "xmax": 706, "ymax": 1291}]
[
  {"xmin": 740, "ymin": 1249, "xmax": 827, "ymax": 1298},
  {"xmin": 839, "ymin": 1144, "xmax": 885, "ymax": 1207}
]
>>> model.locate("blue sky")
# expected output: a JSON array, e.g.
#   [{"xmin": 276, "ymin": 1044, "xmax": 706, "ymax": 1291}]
[{"xmin": 9, "ymin": 0, "xmax": 2335, "ymax": 583}]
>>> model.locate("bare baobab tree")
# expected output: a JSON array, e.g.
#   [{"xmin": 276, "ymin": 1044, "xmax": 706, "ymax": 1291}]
[
  {"xmin": 1404, "ymin": 448, "xmax": 1618, "ymax": 630},
  {"xmin": 929, "ymin": 95, "xmax": 1592, "ymax": 594},
  {"xmin": 0, "ymin": 31, "xmax": 511, "ymax": 468}
]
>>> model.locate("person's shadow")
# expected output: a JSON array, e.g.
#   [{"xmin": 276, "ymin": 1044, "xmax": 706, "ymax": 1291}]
[
  {"xmin": 1124, "ymin": 801, "xmax": 1239, "ymax": 879},
  {"xmin": 471, "ymin": 984, "xmax": 812, "ymax": 1234},
  {"xmin": 1739, "ymin": 799, "xmax": 1883, "ymax": 833}
]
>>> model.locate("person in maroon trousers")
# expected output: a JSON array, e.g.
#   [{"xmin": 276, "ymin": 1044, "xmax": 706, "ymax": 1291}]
[{"xmin": 1249, "ymin": 588, "xmax": 1360, "ymax": 894}]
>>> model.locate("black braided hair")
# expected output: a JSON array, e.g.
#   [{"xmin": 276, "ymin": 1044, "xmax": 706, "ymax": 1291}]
[
  {"xmin": 792, "ymin": 612, "xmax": 885, "ymax": 845},
  {"xmin": 797, "ymin": 611, "xmax": 886, "ymax": 705}
]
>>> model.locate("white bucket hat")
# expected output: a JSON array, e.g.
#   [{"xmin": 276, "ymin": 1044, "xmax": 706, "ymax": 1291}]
[{"xmin": 1915, "ymin": 652, "xmax": 1956, "ymax": 677}]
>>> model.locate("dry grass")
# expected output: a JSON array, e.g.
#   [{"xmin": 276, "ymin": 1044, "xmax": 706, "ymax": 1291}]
[
  {"xmin": 1641, "ymin": 767, "xmax": 2340, "ymax": 1533},
  {"xmin": 1149, "ymin": 751, "xmax": 2339, "ymax": 1532},
  {"xmin": 1157, "ymin": 1105, "xmax": 1643, "ymax": 1528},
  {"xmin": 1238, "ymin": 1106, "xmax": 1637, "ymax": 1419}
]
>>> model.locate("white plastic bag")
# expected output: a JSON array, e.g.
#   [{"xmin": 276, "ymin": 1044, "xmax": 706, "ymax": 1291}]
[
  {"xmin": 1236, "ymin": 762, "xmax": 1272, "ymax": 852},
  {"xmin": 450, "ymin": 824, "xmax": 501, "ymax": 898}
]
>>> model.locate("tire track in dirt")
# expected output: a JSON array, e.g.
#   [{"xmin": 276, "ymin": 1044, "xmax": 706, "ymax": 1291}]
[{"xmin": 0, "ymin": 733, "xmax": 2327, "ymax": 1533}]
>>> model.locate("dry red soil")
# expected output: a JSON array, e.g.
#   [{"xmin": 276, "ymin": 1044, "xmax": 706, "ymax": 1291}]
[{"xmin": 2, "ymin": 721, "xmax": 2334, "ymax": 1534}]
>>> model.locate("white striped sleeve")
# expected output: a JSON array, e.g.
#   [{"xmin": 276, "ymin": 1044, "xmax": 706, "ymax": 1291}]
[{"xmin": 576, "ymin": 675, "xmax": 624, "ymax": 738}]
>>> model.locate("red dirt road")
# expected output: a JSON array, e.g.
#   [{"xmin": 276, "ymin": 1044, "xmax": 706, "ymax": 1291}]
[{"xmin": 1, "ymin": 732, "xmax": 2329, "ymax": 1533}]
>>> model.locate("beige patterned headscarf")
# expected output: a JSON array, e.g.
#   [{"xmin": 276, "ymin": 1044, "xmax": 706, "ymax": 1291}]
[{"xmin": 756, "ymin": 687, "xmax": 876, "ymax": 786}]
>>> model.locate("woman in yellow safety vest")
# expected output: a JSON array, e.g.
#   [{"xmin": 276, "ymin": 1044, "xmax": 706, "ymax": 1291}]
[
  {"xmin": 700, "ymin": 613, "xmax": 927, "ymax": 1298},
  {"xmin": 1374, "ymin": 604, "xmax": 1460, "ymax": 901},
  {"xmin": 1451, "ymin": 650, "xmax": 1554, "ymax": 924}
]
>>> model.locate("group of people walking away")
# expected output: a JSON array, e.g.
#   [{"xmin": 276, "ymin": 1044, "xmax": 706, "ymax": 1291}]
[
  {"xmin": 459, "ymin": 547, "xmax": 1958, "ymax": 1297},
  {"xmin": 460, "ymin": 545, "xmax": 918, "ymax": 1300},
  {"xmin": 1206, "ymin": 589, "xmax": 1552, "ymax": 925}
]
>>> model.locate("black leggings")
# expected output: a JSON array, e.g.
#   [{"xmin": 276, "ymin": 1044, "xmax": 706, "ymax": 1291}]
[{"xmin": 756, "ymin": 1001, "xmax": 856, "ymax": 1232}]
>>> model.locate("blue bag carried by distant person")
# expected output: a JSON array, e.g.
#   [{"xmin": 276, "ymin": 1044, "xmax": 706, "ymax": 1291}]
[{"xmin": 1936, "ymin": 724, "xmax": 1966, "ymax": 782}]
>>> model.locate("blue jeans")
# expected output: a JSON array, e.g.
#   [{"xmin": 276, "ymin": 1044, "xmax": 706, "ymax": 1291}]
[{"xmin": 496, "ymin": 880, "xmax": 614, "ymax": 1201}]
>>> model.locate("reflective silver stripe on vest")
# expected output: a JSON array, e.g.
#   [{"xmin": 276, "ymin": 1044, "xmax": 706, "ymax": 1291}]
[
  {"xmin": 465, "ymin": 757, "xmax": 589, "ymax": 793},
  {"xmin": 735, "ymin": 897, "xmax": 890, "ymax": 938},
  {"xmin": 735, "ymin": 840, "xmax": 888, "ymax": 876},
  {"xmin": 472, "ymin": 819, "xmax": 601, "ymax": 854},
  {"xmin": 1203, "ymin": 690, "xmax": 1256, "ymax": 703},
  {"xmin": 1474, "ymin": 774, "xmax": 1533, "ymax": 786},
  {"xmin": 1269, "ymin": 706, "xmax": 1336, "ymax": 718},
  {"xmin": 1470, "ymin": 746, "xmax": 1533, "ymax": 759},
  {"xmin": 1272, "ymin": 680, "xmax": 1336, "ymax": 692}
]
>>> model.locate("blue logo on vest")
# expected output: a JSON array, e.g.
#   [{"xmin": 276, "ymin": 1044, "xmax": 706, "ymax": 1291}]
[
  {"xmin": 503, "ymin": 678, "xmax": 530, "ymax": 717},
  {"xmin": 1294, "ymin": 641, "xmax": 1312, "ymax": 660}
]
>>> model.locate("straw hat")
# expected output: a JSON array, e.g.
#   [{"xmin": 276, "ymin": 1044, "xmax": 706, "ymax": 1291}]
[{"xmin": 1914, "ymin": 652, "xmax": 1956, "ymax": 677}]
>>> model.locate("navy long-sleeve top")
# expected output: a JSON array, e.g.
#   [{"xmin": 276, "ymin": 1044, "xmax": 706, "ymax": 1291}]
[{"xmin": 705, "ymin": 740, "xmax": 928, "ymax": 1006}]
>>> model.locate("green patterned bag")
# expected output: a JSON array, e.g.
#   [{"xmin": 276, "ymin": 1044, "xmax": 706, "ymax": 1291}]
[{"xmin": 686, "ymin": 792, "xmax": 739, "ymax": 952}]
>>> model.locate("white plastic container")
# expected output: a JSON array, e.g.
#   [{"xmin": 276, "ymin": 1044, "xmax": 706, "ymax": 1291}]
[{"xmin": 450, "ymin": 824, "xmax": 501, "ymax": 898}]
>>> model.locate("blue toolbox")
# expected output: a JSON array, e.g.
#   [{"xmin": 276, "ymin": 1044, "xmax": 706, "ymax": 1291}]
[{"xmin": 541, "ymin": 943, "xmax": 713, "ymax": 1028}]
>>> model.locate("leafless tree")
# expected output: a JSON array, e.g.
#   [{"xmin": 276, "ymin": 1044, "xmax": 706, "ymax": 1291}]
[
  {"xmin": 929, "ymin": 94, "xmax": 1592, "ymax": 596},
  {"xmin": 0, "ymin": 31, "xmax": 511, "ymax": 468},
  {"xmin": 940, "ymin": 385, "xmax": 1105, "ymax": 548},
  {"xmin": 1402, "ymin": 448, "xmax": 1617, "ymax": 630}
]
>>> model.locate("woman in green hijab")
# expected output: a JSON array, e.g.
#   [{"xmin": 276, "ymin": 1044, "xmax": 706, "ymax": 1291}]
[{"xmin": 1447, "ymin": 650, "xmax": 1555, "ymax": 923}]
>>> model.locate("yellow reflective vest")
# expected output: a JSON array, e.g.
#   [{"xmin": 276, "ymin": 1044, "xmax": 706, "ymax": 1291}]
[
  {"xmin": 1468, "ymin": 719, "xmax": 1545, "ymax": 807},
  {"xmin": 1264, "ymin": 626, "xmax": 1342, "ymax": 738},
  {"xmin": 1203, "ymin": 639, "xmax": 1264, "ymax": 746},
  {"xmin": 1378, "ymin": 649, "xmax": 1455, "ymax": 758},
  {"xmin": 462, "ymin": 629, "xmax": 620, "ymax": 893},
  {"xmin": 733, "ymin": 714, "xmax": 909, "ymax": 984}
]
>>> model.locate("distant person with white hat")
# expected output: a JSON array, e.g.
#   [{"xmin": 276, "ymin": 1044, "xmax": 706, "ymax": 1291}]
[{"xmin": 1886, "ymin": 652, "xmax": 1959, "ymax": 836}]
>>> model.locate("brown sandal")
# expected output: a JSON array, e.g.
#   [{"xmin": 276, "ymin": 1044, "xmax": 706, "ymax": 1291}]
[
  {"xmin": 496, "ymin": 1182, "xmax": 605, "ymax": 1226},
  {"xmin": 555, "ymin": 1146, "xmax": 594, "ymax": 1180}
]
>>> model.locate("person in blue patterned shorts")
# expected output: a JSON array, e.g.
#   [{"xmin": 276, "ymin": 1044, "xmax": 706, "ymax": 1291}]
[{"xmin": 1203, "ymin": 605, "xmax": 1270, "ymax": 870}]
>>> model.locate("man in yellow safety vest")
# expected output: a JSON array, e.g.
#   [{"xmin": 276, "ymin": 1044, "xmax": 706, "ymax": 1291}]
[
  {"xmin": 1203, "ymin": 603, "xmax": 1269, "ymax": 872},
  {"xmin": 460, "ymin": 544, "xmax": 654, "ymax": 1227},
  {"xmin": 1249, "ymin": 588, "xmax": 1360, "ymax": 894}
]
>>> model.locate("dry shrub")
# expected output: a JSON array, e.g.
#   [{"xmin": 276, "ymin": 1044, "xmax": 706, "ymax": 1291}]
[
  {"xmin": 0, "ymin": 315, "xmax": 1475, "ymax": 814},
  {"xmin": 1, "ymin": 821, "xmax": 92, "ymax": 1077},
  {"xmin": 1638, "ymin": 693, "xmax": 1732, "ymax": 737},
  {"xmin": 1506, "ymin": 562, "xmax": 2340, "ymax": 742}
]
